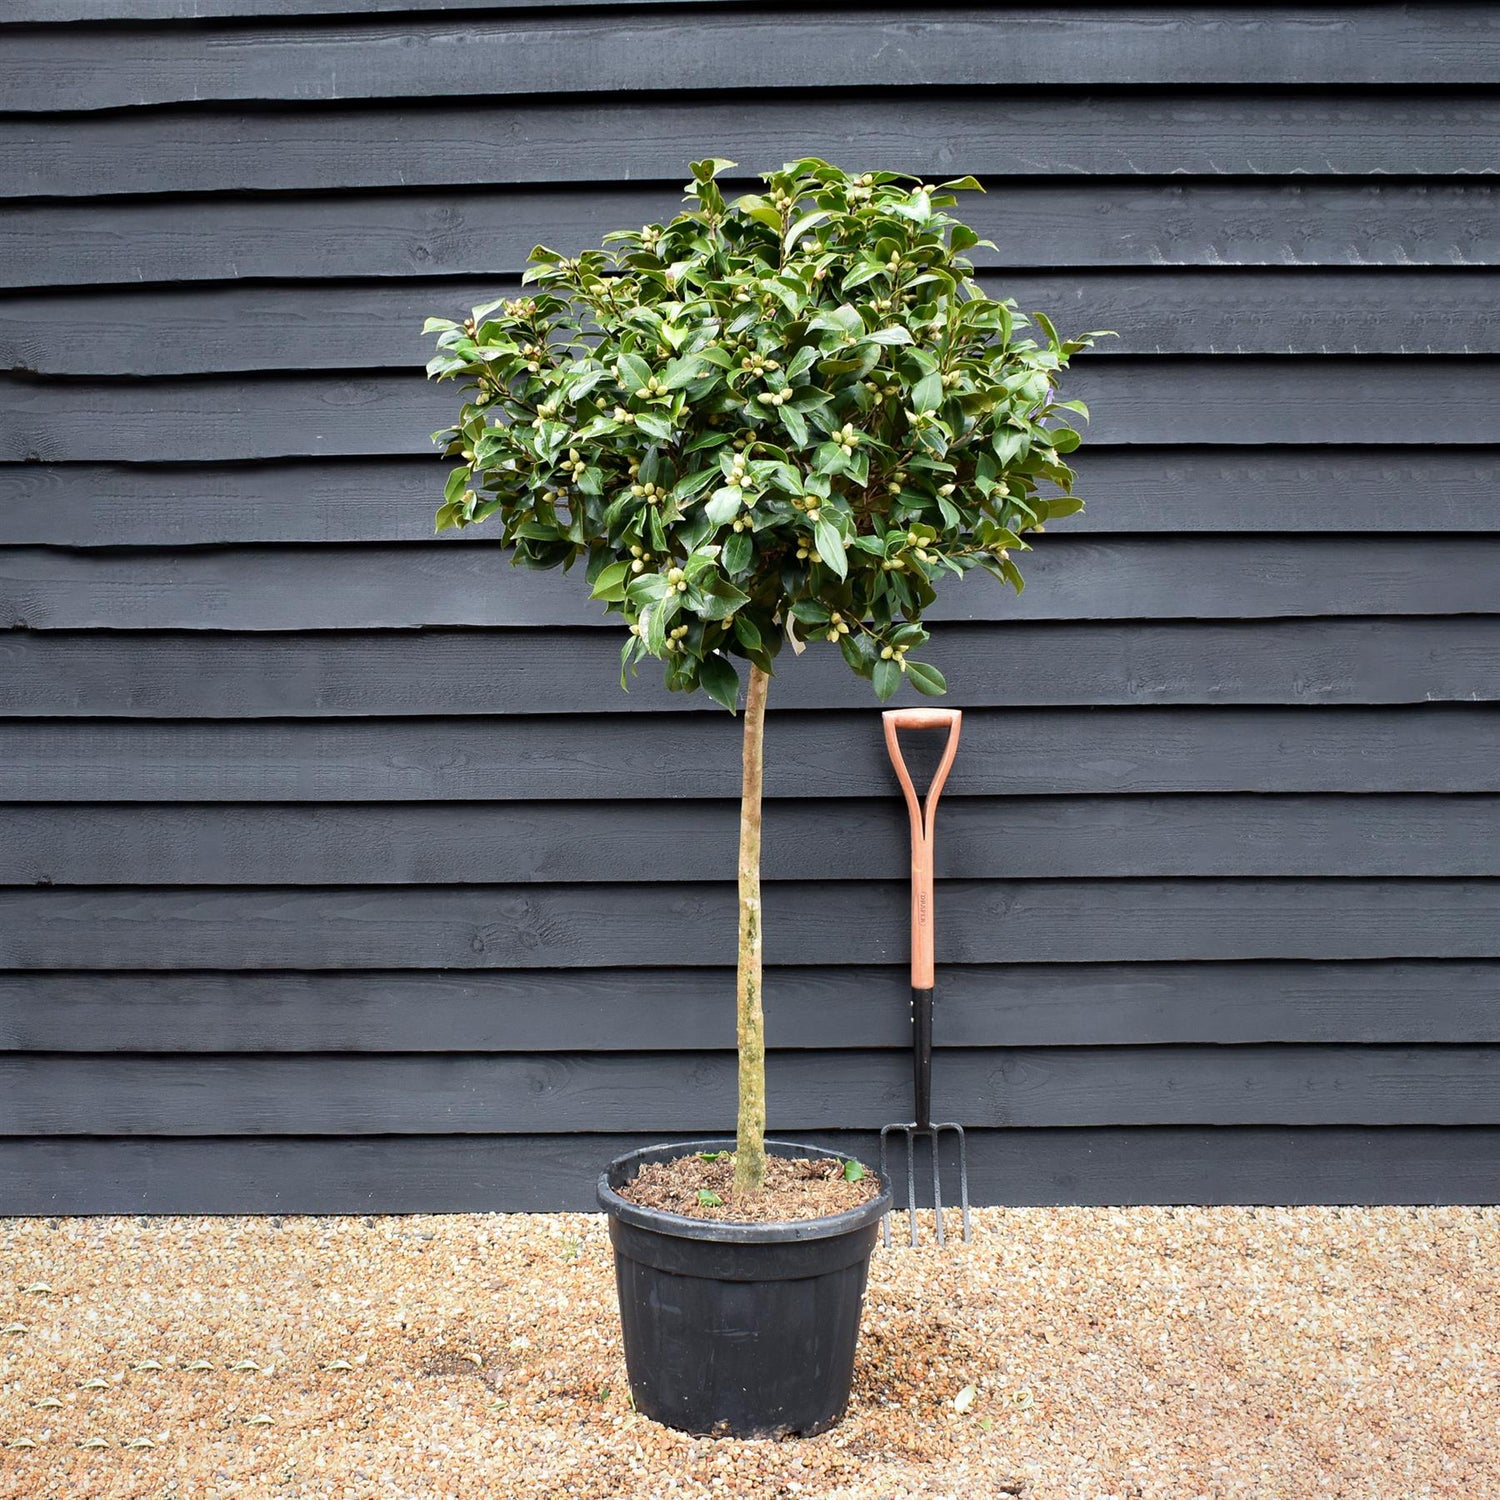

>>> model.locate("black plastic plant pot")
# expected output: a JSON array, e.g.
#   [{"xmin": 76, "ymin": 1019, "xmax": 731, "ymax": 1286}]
[{"xmin": 597, "ymin": 1138, "xmax": 892, "ymax": 1439}]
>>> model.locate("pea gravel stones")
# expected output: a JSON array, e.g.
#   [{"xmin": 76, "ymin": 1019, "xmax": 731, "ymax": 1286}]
[{"xmin": 2, "ymin": 1205, "xmax": 1496, "ymax": 1497}]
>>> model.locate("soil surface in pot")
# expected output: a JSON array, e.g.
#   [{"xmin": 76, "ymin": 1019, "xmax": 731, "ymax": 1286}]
[{"xmin": 617, "ymin": 1151, "xmax": 881, "ymax": 1223}]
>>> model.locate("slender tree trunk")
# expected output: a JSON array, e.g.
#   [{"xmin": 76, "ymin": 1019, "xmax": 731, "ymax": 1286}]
[{"xmin": 733, "ymin": 662, "xmax": 770, "ymax": 1193}]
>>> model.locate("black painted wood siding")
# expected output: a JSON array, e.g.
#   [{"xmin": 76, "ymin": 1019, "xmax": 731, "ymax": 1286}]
[{"xmin": 2, "ymin": 3, "xmax": 1497, "ymax": 1212}]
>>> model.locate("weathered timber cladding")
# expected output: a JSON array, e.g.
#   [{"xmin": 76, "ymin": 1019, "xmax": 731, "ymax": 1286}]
[{"xmin": 0, "ymin": 3, "xmax": 1496, "ymax": 1211}]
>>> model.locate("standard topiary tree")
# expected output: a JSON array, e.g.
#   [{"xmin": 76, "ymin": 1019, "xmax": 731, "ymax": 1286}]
[{"xmin": 425, "ymin": 158, "xmax": 1100, "ymax": 1198}]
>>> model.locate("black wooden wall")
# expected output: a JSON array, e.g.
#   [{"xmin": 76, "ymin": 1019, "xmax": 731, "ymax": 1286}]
[{"xmin": 1, "ymin": 4, "xmax": 1497, "ymax": 1212}]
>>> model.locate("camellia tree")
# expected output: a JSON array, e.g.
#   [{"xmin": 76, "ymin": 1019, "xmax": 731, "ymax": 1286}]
[{"xmin": 426, "ymin": 158, "xmax": 1100, "ymax": 1199}]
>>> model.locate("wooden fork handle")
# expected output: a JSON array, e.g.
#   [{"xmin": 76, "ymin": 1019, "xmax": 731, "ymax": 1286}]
[
  {"xmin": 883, "ymin": 707, "xmax": 962, "ymax": 731},
  {"xmin": 882, "ymin": 708, "xmax": 963, "ymax": 989}
]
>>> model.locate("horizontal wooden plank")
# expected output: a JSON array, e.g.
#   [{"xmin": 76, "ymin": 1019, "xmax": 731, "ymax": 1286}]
[
  {"xmin": 5, "ymin": 960, "xmax": 1493, "ymax": 1053},
  {"xmin": 11, "ymin": 95, "xmax": 1500, "ymax": 199},
  {"xmin": 2, "ymin": 619, "xmax": 1493, "ymax": 718},
  {"xmin": 5, "ymin": 8, "xmax": 1498, "ymax": 113},
  {"xmin": 4, "ymin": 0, "xmax": 716, "ymax": 20},
  {"xmin": 6, "ymin": 183, "xmax": 1498, "ymax": 290},
  {"xmin": 6, "ymin": 358, "xmax": 1499, "ymax": 461},
  {"xmin": 1, "ymin": 1045, "xmax": 1495, "ymax": 1133},
  {"xmin": 2, "ymin": 707, "xmax": 1492, "ymax": 801},
  {"xmin": 10, "ymin": 537, "xmax": 1496, "ymax": 631},
  {"xmin": 4, "ymin": 1126, "xmax": 1497, "ymax": 1212},
  {"xmin": 16, "ymin": 269, "xmax": 1500, "ymax": 377},
  {"xmin": 4, "ymin": 449, "xmax": 1495, "ymax": 545},
  {"xmin": 2, "ymin": 879, "xmax": 1496, "ymax": 970},
  {"xmin": 4, "ymin": 796, "xmax": 1495, "ymax": 886}
]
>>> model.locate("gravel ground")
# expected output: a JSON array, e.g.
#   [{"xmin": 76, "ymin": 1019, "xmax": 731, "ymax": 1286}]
[{"xmin": 1, "ymin": 1206, "xmax": 1495, "ymax": 1499}]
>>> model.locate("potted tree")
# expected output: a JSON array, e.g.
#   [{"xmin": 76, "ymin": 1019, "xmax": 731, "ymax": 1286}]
[{"xmin": 425, "ymin": 158, "xmax": 1098, "ymax": 1437}]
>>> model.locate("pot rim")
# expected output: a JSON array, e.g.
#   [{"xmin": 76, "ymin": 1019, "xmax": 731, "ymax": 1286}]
[{"xmin": 597, "ymin": 1137, "xmax": 893, "ymax": 1245}]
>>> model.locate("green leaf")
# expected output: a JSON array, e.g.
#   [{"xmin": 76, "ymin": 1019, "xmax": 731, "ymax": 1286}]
[
  {"xmin": 691, "ymin": 345, "xmax": 735, "ymax": 371},
  {"xmin": 937, "ymin": 175, "xmax": 984, "ymax": 192},
  {"xmin": 783, "ymin": 210, "xmax": 829, "ymax": 253},
  {"xmin": 704, "ymin": 486, "xmax": 744, "ymax": 525},
  {"xmin": 696, "ymin": 575, "xmax": 751, "ymax": 621},
  {"xmin": 642, "ymin": 588, "xmax": 678, "ymax": 654},
  {"xmin": 911, "ymin": 371, "xmax": 943, "ymax": 414},
  {"xmin": 1033, "ymin": 310, "xmax": 1061, "ymax": 350},
  {"xmin": 1043, "ymin": 495, "xmax": 1085, "ymax": 519},
  {"xmin": 732, "ymin": 614, "xmax": 764, "ymax": 651},
  {"xmin": 619, "ymin": 634, "xmax": 642, "ymax": 691},
  {"xmin": 671, "ymin": 468, "xmax": 718, "ymax": 503},
  {"xmin": 842, "ymin": 1159, "xmax": 866, "ymax": 1183},
  {"xmin": 662, "ymin": 355, "xmax": 707, "ymax": 391},
  {"xmin": 697, "ymin": 1189, "xmax": 724, "ymax": 1207},
  {"xmin": 648, "ymin": 507, "xmax": 669, "ymax": 553},
  {"xmin": 697, "ymin": 1150, "xmax": 730, "ymax": 1162},
  {"xmin": 785, "ymin": 344, "xmax": 820, "ymax": 383},
  {"xmin": 839, "ymin": 632, "xmax": 870, "ymax": 676},
  {"xmin": 813, "ymin": 518, "xmax": 847, "ymax": 579},
  {"xmin": 840, "ymin": 262, "xmax": 885, "ymax": 293},
  {"xmin": 864, "ymin": 326, "xmax": 914, "ymax": 347},
  {"xmin": 626, "ymin": 571, "xmax": 669, "ymax": 608},
  {"xmin": 809, "ymin": 304, "xmax": 864, "ymax": 338},
  {"xmin": 589, "ymin": 560, "xmax": 631, "ymax": 602},
  {"xmin": 697, "ymin": 653, "xmax": 740, "ymax": 713},
  {"xmin": 617, "ymin": 353, "xmax": 652, "ymax": 392},
  {"xmin": 903, "ymin": 660, "xmax": 947, "ymax": 697},
  {"xmin": 742, "ymin": 202, "xmax": 785, "ymax": 232},
  {"xmin": 873, "ymin": 658, "xmax": 902, "ymax": 701},
  {"xmin": 779, "ymin": 406, "xmax": 809, "ymax": 447},
  {"xmin": 723, "ymin": 530, "xmax": 752, "ymax": 575},
  {"xmin": 992, "ymin": 429, "xmax": 1028, "ymax": 466},
  {"xmin": 634, "ymin": 410, "xmax": 675, "ymax": 443}
]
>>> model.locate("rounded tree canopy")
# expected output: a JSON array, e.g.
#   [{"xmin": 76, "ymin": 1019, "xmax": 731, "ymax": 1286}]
[{"xmin": 425, "ymin": 157, "xmax": 1103, "ymax": 710}]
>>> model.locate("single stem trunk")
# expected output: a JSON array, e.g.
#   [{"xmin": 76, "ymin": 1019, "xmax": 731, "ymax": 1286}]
[{"xmin": 733, "ymin": 663, "xmax": 770, "ymax": 1193}]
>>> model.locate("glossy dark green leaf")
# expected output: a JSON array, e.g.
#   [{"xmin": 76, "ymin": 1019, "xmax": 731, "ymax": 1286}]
[
  {"xmin": 697, "ymin": 653, "xmax": 741, "ymax": 714},
  {"xmin": 705, "ymin": 486, "xmax": 744, "ymax": 525},
  {"xmin": 589, "ymin": 560, "xmax": 631, "ymax": 602},
  {"xmin": 617, "ymin": 353, "xmax": 652, "ymax": 392},
  {"xmin": 723, "ymin": 531, "xmax": 753, "ymax": 575},
  {"xmin": 696, "ymin": 575, "xmax": 751, "ymax": 621},
  {"xmin": 634, "ymin": 410, "xmax": 676, "ymax": 443},
  {"xmin": 813, "ymin": 518, "xmax": 847, "ymax": 579},
  {"xmin": 911, "ymin": 372, "xmax": 944, "ymax": 414},
  {"xmin": 902, "ymin": 660, "xmax": 947, "ymax": 697}
]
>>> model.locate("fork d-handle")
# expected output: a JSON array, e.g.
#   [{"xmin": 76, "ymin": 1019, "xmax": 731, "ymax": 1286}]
[{"xmin": 883, "ymin": 707, "xmax": 962, "ymax": 1129}]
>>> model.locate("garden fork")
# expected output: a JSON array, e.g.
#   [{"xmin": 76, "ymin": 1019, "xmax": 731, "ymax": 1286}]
[{"xmin": 879, "ymin": 706, "xmax": 971, "ymax": 1247}]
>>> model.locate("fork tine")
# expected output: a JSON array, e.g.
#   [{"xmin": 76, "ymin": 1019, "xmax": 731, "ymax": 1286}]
[
  {"xmin": 931, "ymin": 1128, "xmax": 945, "ymax": 1246},
  {"xmin": 905, "ymin": 1128, "xmax": 918, "ymax": 1247}
]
